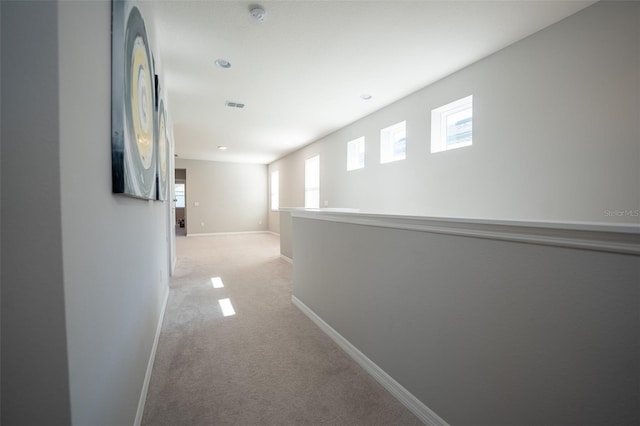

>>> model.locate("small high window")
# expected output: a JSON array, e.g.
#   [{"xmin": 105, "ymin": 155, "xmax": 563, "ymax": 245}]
[
  {"xmin": 305, "ymin": 155, "xmax": 320, "ymax": 208},
  {"xmin": 380, "ymin": 121, "xmax": 406, "ymax": 164},
  {"xmin": 347, "ymin": 137, "xmax": 365, "ymax": 171},
  {"xmin": 270, "ymin": 171, "xmax": 279, "ymax": 211},
  {"xmin": 431, "ymin": 95, "xmax": 473, "ymax": 153}
]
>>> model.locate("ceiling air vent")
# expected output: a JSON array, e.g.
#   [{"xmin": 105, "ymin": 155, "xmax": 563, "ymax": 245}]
[{"xmin": 225, "ymin": 101, "xmax": 245, "ymax": 109}]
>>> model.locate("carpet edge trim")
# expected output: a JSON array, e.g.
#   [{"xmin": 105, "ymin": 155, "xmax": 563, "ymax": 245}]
[
  {"xmin": 291, "ymin": 295, "xmax": 449, "ymax": 426},
  {"xmin": 134, "ymin": 285, "xmax": 170, "ymax": 426}
]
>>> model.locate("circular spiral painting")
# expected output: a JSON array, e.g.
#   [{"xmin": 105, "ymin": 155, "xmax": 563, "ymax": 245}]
[
  {"xmin": 123, "ymin": 6, "xmax": 156, "ymax": 199},
  {"xmin": 157, "ymin": 99, "xmax": 168, "ymax": 200}
]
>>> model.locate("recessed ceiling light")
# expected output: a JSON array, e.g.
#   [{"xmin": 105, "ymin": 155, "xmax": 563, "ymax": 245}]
[
  {"xmin": 218, "ymin": 146, "xmax": 228, "ymax": 150},
  {"xmin": 360, "ymin": 94, "xmax": 372, "ymax": 100},
  {"xmin": 215, "ymin": 59, "xmax": 231, "ymax": 69}
]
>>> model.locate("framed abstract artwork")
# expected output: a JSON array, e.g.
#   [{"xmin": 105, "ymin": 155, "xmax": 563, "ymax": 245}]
[
  {"xmin": 156, "ymin": 85, "xmax": 169, "ymax": 201},
  {"xmin": 111, "ymin": 1, "xmax": 157, "ymax": 199}
]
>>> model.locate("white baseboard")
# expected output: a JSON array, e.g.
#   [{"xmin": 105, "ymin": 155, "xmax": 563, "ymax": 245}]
[
  {"xmin": 134, "ymin": 286, "xmax": 170, "ymax": 426},
  {"xmin": 187, "ymin": 231, "xmax": 269, "ymax": 237},
  {"xmin": 280, "ymin": 254, "xmax": 293, "ymax": 264},
  {"xmin": 291, "ymin": 296, "xmax": 449, "ymax": 426}
]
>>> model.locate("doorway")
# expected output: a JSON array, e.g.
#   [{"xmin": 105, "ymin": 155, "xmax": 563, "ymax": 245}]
[{"xmin": 175, "ymin": 168, "xmax": 186, "ymax": 236}]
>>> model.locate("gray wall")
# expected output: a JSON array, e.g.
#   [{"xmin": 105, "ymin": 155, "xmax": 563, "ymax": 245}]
[
  {"xmin": 292, "ymin": 214, "xmax": 639, "ymax": 425},
  {"xmin": 2, "ymin": 1, "xmax": 171, "ymax": 424},
  {"xmin": 59, "ymin": 1, "xmax": 170, "ymax": 424},
  {"xmin": 269, "ymin": 1, "xmax": 640, "ymax": 232},
  {"xmin": 0, "ymin": 0, "xmax": 3, "ymax": 416},
  {"xmin": 279, "ymin": 211, "xmax": 293, "ymax": 259},
  {"xmin": 1, "ymin": 2, "xmax": 72, "ymax": 423},
  {"xmin": 175, "ymin": 158, "xmax": 268, "ymax": 235}
]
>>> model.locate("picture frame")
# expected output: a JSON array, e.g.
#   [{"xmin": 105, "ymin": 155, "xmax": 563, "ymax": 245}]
[
  {"xmin": 156, "ymin": 75, "xmax": 169, "ymax": 201},
  {"xmin": 111, "ymin": 1, "xmax": 157, "ymax": 200}
]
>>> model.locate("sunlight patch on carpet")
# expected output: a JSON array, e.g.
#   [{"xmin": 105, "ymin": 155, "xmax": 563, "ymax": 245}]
[
  {"xmin": 210, "ymin": 277, "xmax": 224, "ymax": 289},
  {"xmin": 218, "ymin": 298, "xmax": 236, "ymax": 316}
]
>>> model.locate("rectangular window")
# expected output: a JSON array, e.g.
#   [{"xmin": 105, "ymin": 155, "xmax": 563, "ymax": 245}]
[
  {"xmin": 380, "ymin": 121, "xmax": 406, "ymax": 164},
  {"xmin": 270, "ymin": 170, "xmax": 279, "ymax": 211},
  {"xmin": 347, "ymin": 137, "xmax": 365, "ymax": 171},
  {"xmin": 175, "ymin": 183, "xmax": 185, "ymax": 208},
  {"xmin": 305, "ymin": 155, "xmax": 320, "ymax": 208},
  {"xmin": 431, "ymin": 95, "xmax": 473, "ymax": 153}
]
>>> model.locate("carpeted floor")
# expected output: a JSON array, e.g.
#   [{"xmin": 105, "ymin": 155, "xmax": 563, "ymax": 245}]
[{"xmin": 142, "ymin": 233, "xmax": 422, "ymax": 425}]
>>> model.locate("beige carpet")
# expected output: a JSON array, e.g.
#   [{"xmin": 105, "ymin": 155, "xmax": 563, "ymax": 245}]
[{"xmin": 142, "ymin": 233, "xmax": 422, "ymax": 425}]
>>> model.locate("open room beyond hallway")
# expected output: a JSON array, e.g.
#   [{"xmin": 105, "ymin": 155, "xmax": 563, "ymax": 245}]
[{"xmin": 142, "ymin": 234, "xmax": 421, "ymax": 425}]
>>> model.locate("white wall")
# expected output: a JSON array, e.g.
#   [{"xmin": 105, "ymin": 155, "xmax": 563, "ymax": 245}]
[
  {"xmin": 2, "ymin": 1, "xmax": 172, "ymax": 424},
  {"xmin": 175, "ymin": 158, "xmax": 267, "ymax": 235},
  {"xmin": 269, "ymin": 1, "xmax": 640, "ymax": 232}
]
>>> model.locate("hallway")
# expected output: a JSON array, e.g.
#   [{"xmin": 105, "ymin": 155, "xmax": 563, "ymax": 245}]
[{"xmin": 142, "ymin": 234, "xmax": 421, "ymax": 425}]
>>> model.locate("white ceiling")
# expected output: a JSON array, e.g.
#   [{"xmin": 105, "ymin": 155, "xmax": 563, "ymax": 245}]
[{"xmin": 154, "ymin": 0, "xmax": 595, "ymax": 164}]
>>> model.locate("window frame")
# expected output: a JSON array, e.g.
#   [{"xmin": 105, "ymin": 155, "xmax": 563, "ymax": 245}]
[
  {"xmin": 270, "ymin": 170, "xmax": 279, "ymax": 211},
  {"xmin": 174, "ymin": 182, "xmax": 185, "ymax": 208},
  {"xmin": 431, "ymin": 95, "xmax": 473, "ymax": 153},
  {"xmin": 346, "ymin": 136, "xmax": 365, "ymax": 171},
  {"xmin": 380, "ymin": 121, "xmax": 407, "ymax": 164},
  {"xmin": 304, "ymin": 155, "xmax": 320, "ymax": 209}
]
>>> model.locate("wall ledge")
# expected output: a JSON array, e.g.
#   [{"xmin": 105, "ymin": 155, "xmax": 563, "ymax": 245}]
[{"xmin": 291, "ymin": 210, "xmax": 640, "ymax": 255}]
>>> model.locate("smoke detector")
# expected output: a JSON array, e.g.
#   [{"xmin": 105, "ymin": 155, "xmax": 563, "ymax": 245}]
[{"xmin": 249, "ymin": 5, "xmax": 266, "ymax": 22}]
